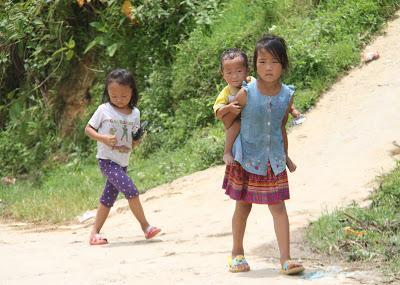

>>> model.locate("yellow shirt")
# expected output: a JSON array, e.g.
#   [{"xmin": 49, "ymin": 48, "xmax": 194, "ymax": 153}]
[{"xmin": 212, "ymin": 76, "xmax": 256, "ymax": 115}]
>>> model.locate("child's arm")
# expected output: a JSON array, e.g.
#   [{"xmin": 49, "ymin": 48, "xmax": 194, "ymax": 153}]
[
  {"xmin": 85, "ymin": 124, "xmax": 117, "ymax": 147},
  {"xmin": 132, "ymin": 131, "xmax": 145, "ymax": 149},
  {"xmin": 220, "ymin": 88, "xmax": 248, "ymax": 128},
  {"xmin": 281, "ymin": 97, "xmax": 293, "ymax": 156},
  {"xmin": 132, "ymin": 139, "xmax": 141, "ymax": 149},
  {"xmin": 216, "ymin": 102, "xmax": 242, "ymax": 129},
  {"xmin": 289, "ymin": 102, "xmax": 301, "ymax": 118},
  {"xmin": 234, "ymin": 88, "xmax": 247, "ymax": 107},
  {"xmin": 216, "ymin": 102, "xmax": 241, "ymax": 120}
]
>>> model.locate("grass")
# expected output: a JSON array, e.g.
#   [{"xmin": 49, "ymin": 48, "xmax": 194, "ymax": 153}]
[
  {"xmin": 306, "ymin": 162, "xmax": 400, "ymax": 279},
  {"xmin": 0, "ymin": 126, "xmax": 224, "ymax": 223}
]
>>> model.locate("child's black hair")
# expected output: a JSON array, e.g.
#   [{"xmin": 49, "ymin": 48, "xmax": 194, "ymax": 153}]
[
  {"xmin": 220, "ymin": 48, "xmax": 249, "ymax": 71},
  {"xmin": 253, "ymin": 35, "xmax": 289, "ymax": 74},
  {"xmin": 103, "ymin": 68, "xmax": 138, "ymax": 108}
]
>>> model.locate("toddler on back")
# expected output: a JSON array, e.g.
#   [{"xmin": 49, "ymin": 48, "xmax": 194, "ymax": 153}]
[{"xmin": 213, "ymin": 49, "xmax": 253, "ymax": 165}]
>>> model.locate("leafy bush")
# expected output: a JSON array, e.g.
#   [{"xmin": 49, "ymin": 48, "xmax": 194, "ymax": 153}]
[
  {"xmin": 0, "ymin": 98, "xmax": 58, "ymax": 174},
  {"xmin": 139, "ymin": 0, "xmax": 277, "ymax": 154},
  {"xmin": 0, "ymin": 0, "xmax": 226, "ymax": 175}
]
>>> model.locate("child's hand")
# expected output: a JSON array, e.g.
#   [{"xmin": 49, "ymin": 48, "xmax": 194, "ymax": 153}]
[
  {"xmin": 228, "ymin": 101, "xmax": 242, "ymax": 115},
  {"xmin": 132, "ymin": 132, "xmax": 146, "ymax": 148},
  {"xmin": 112, "ymin": 145, "xmax": 131, "ymax": 153},
  {"xmin": 132, "ymin": 139, "xmax": 141, "ymax": 148},
  {"xmin": 102, "ymin": 134, "xmax": 117, "ymax": 147}
]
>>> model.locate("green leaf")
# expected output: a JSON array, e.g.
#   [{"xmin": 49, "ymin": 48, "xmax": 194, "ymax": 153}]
[
  {"xmin": 107, "ymin": 43, "xmax": 118, "ymax": 57},
  {"xmin": 9, "ymin": 100, "xmax": 23, "ymax": 122},
  {"xmin": 52, "ymin": 46, "xmax": 68, "ymax": 57},
  {"xmin": 65, "ymin": 50, "xmax": 74, "ymax": 61},
  {"xmin": 67, "ymin": 38, "xmax": 75, "ymax": 49},
  {"xmin": 83, "ymin": 36, "xmax": 106, "ymax": 54},
  {"xmin": 89, "ymin": 21, "xmax": 107, "ymax": 33}
]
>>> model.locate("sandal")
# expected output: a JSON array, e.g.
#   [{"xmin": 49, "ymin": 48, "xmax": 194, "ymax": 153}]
[
  {"xmin": 145, "ymin": 226, "xmax": 161, "ymax": 239},
  {"xmin": 280, "ymin": 260, "xmax": 305, "ymax": 275},
  {"xmin": 89, "ymin": 234, "xmax": 108, "ymax": 245},
  {"xmin": 228, "ymin": 255, "xmax": 250, "ymax": 273}
]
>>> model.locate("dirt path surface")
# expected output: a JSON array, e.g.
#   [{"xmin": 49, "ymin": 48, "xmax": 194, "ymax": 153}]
[{"xmin": 2, "ymin": 12, "xmax": 400, "ymax": 285}]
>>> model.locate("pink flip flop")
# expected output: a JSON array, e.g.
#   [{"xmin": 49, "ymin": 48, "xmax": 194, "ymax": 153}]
[
  {"xmin": 145, "ymin": 226, "xmax": 161, "ymax": 239},
  {"xmin": 89, "ymin": 234, "xmax": 108, "ymax": 245}
]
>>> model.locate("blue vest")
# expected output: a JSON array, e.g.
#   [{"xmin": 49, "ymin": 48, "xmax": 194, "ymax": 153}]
[{"xmin": 233, "ymin": 81, "xmax": 294, "ymax": 175}]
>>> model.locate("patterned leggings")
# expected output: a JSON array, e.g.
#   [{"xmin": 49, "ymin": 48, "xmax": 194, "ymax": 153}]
[{"xmin": 98, "ymin": 159, "xmax": 139, "ymax": 208}]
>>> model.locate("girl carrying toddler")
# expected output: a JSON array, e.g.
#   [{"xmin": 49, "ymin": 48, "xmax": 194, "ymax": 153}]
[
  {"xmin": 221, "ymin": 36, "xmax": 305, "ymax": 274},
  {"xmin": 213, "ymin": 48, "xmax": 298, "ymax": 172}
]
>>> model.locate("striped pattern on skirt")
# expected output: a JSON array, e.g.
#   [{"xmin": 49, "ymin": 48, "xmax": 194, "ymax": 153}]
[{"xmin": 222, "ymin": 162, "xmax": 290, "ymax": 204}]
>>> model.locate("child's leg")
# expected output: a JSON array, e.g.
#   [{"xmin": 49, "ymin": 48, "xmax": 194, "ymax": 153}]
[
  {"xmin": 100, "ymin": 160, "xmax": 159, "ymax": 236},
  {"xmin": 268, "ymin": 202, "xmax": 303, "ymax": 270},
  {"xmin": 90, "ymin": 179, "xmax": 118, "ymax": 241},
  {"xmin": 127, "ymin": 196, "xmax": 150, "ymax": 232},
  {"xmin": 232, "ymin": 201, "xmax": 252, "ymax": 265},
  {"xmin": 128, "ymin": 197, "xmax": 161, "ymax": 239},
  {"xmin": 282, "ymin": 125, "xmax": 297, "ymax": 172},
  {"xmin": 221, "ymin": 112, "xmax": 237, "ymax": 129},
  {"xmin": 268, "ymin": 202, "xmax": 290, "ymax": 264},
  {"xmin": 91, "ymin": 203, "xmax": 111, "ymax": 238},
  {"xmin": 223, "ymin": 119, "xmax": 240, "ymax": 165}
]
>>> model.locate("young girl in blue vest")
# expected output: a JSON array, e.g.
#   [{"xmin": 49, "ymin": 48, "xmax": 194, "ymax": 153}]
[
  {"xmin": 213, "ymin": 48, "xmax": 297, "ymax": 172},
  {"xmin": 85, "ymin": 69, "xmax": 161, "ymax": 245},
  {"xmin": 222, "ymin": 35, "xmax": 304, "ymax": 274}
]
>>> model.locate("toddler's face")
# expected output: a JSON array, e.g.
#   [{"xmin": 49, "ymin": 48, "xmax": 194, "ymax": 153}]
[
  {"xmin": 108, "ymin": 82, "xmax": 132, "ymax": 109},
  {"xmin": 221, "ymin": 57, "xmax": 248, "ymax": 88}
]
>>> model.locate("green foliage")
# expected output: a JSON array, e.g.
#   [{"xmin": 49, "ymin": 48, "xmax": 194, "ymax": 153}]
[
  {"xmin": 0, "ymin": 162, "xmax": 103, "ymax": 223},
  {"xmin": 140, "ymin": 0, "xmax": 277, "ymax": 154},
  {"xmin": 0, "ymin": 0, "xmax": 226, "ymax": 175},
  {"xmin": 81, "ymin": 0, "xmax": 225, "ymax": 88},
  {"xmin": 0, "ymin": 96, "xmax": 59, "ymax": 174},
  {"xmin": 307, "ymin": 162, "xmax": 400, "ymax": 277},
  {"xmin": 0, "ymin": 0, "xmax": 93, "ymax": 174},
  {"xmin": 370, "ymin": 164, "xmax": 400, "ymax": 209}
]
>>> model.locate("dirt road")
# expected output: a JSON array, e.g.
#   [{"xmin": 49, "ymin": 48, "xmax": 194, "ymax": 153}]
[{"xmin": 1, "ymin": 11, "xmax": 400, "ymax": 285}]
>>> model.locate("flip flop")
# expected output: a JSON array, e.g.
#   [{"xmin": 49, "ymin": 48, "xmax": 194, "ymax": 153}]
[
  {"xmin": 228, "ymin": 255, "xmax": 250, "ymax": 273},
  {"xmin": 280, "ymin": 260, "xmax": 305, "ymax": 275},
  {"xmin": 145, "ymin": 226, "xmax": 161, "ymax": 239},
  {"xmin": 89, "ymin": 234, "xmax": 108, "ymax": 245}
]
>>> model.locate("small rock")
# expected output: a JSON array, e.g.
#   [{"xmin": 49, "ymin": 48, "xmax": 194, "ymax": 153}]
[
  {"xmin": 77, "ymin": 210, "xmax": 95, "ymax": 223},
  {"xmin": 1, "ymin": 176, "xmax": 16, "ymax": 185}
]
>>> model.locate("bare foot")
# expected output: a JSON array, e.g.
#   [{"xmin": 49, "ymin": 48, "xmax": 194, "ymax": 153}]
[
  {"xmin": 223, "ymin": 153, "xmax": 235, "ymax": 165},
  {"xmin": 286, "ymin": 157, "xmax": 297, "ymax": 172}
]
